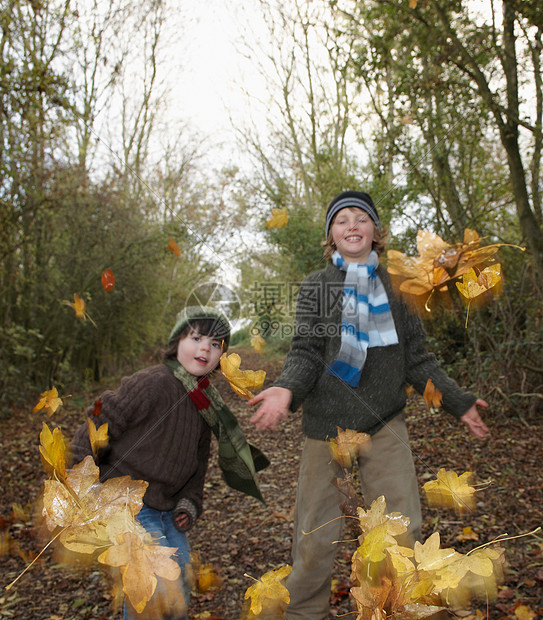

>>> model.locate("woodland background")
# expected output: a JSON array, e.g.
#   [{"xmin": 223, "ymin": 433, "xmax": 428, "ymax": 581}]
[{"xmin": 0, "ymin": 0, "xmax": 542, "ymax": 617}]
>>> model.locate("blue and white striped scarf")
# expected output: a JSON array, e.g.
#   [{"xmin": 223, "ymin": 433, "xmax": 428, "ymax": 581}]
[{"xmin": 328, "ymin": 250, "xmax": 399, "ymax": 387}]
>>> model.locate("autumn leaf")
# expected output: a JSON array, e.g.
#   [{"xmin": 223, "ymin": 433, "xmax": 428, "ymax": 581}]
[
  {"xmin": 167, "ymin": 237, "xmax": 181, "ymax": 257},
  {"xmin": 356, "ymin": 496, "xmax": 410, "ymax": 540},
  {"xmin": 92, "ymin": 397, "xmax": 102, "ymax": 416},
  {"xmin": 423, "ymin": 468, "xmax": 476, "ymax": 513},
  {"xmin": 515, "ymin": 604, "xmax": 537, "ymax": 620},
  {"xmin": 387, "ymin": 229, "xmax": 522, "ymax": 314},
  {"xmin": 456, "ymin": 526, "xmax": 479, "ymax": 542},
  {"xmin": 357, "ymin": 523, "xmax": 394, "ymax": 564},
  {"xmin": 266, "ymin": 207, "xmax": 288, "ymax": 229},
  {"xmin": 409, "ymin": 0, "xmax": 418, "ymax": 8},
  {"xmin": 39, "ymin": 422, "xmax": 68, "ymax": 479},
  {"xmin": 329, "ymin": 427, "xmax": 371, "ymax": 469},
  {"xmin": 63, "ymin": 293, "xmax": 97, "ymax": 327},
  {"xmin": 87, "ymin": 418, "xmax": 109, "ymax": 456},
  {"xmin": 98, "ymin": 531, "xmax": 181, "ymax": 613},
  {"xmin": 414, "ymin": 532, "xmax": 460, "ymax": 574},
  {"xmin": 42, "ymin": 456, "xmax": 148, "ymax": 554},
  {"xmin": 423, "ymin": 379, "xmax": 442, "ymax": 409},
  {"xmin": 197, "ymin": 563, "xmax": 222, "ymax": 593},
  {"xmin": 220, "ymin": 352, "xmax": 266, "ymax": 399},
  {"xmin": 11, "ymin": 502, "xmax": 33, "ymax": 523},
  {"xmin": 244, "ymin": 565, "xmax": 292, "ymax": 615},
  {"xmin": 101, "ymin": 268, "xmax": 115, "ymax": 292},
  {"xmin": 250, "ymin": 333, "xmax": 266, "ymax": 355},
  {"xmin": 33, "ymin": 386, "xmax": 63, "ymax": 417},
  {"xmin": 456, "ymin": 264, "xmax": 503, "ymax": 326}
]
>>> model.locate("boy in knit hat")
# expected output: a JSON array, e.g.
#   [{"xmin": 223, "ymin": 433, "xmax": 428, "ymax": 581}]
[
  {"xmin": 72, "ymin": 306, "xmax": 267, "ymax": 619},
  {"xmin": 250, "ymin": 190, "xmax": 489, "ymax": 619}
]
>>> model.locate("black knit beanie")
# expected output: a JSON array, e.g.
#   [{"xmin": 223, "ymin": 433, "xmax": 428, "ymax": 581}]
[
  {"xmin": 325, "ymin": 191, "xmax": 381, "ymax": 237},
  {"xmin": 168, "ymin": 306, "xmax": 231, "ymax": 350}
]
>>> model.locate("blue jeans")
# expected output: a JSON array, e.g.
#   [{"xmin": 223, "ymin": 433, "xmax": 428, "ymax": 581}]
[{"xmin": 123, "ymin": 504, "xmax": 191, "ymax": 620}]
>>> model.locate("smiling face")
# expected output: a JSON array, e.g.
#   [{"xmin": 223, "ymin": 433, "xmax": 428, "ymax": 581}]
[
  {"xmin": 331, "ymin": 207, "xmax": 377, "ymax": 263},
  {"xmin": 176, "ymin": 329, "xmax": 223, "ymax": 376}
]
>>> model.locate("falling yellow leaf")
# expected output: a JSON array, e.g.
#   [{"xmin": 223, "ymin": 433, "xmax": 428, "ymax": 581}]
[
  {"xmin": 39, "ymin": 422, "xmax": 68, "ymax": 479},
  {"xmin": 423, "ymin": 468, "xmax": 476, "ymax": 513},
  {"xmin": 167, "ymin": 237, "xmax": 181, "ymax": 257},
  {"xmin": 250, "ymin": 333, "xmax": 266, "ymax": 355},
  {"xmin": 220, "ymin": 352, "xmax": 266, "ymax": 399},
  {"xmin": 456, "ymin": 264, "xmax": 503, "ymax": 326},
  {"xmin": 357, "ymin": 522, "xmax": 394, "ymax": 564},
  {"xmin": 387, "ymin": 229, "xmax": 522, "ymax": 314},
  {"xmin": 98, "ymin": 531, "xmax": 181, "ymax": 614},
  {"xmin": 414, "ymin": 532, "xmax": 461, "ymax": 573},
  {"xmin": 42, "ymin": 456, "xmax": 148, "ymax": 555},
  {"xmin": 33, "ymin": 386, "xmax": 63, "ymax": 417},
  {"xmin": 329, "ymin": 427, "xmax": 371, "ymax": 469},
  {"xmin": 356, "ymin": 496, "xmax": 410, "ymax": 540},
  {"xmin": 244, "ymin": 565, "xmax": 292, "ymax": 615},
  {"xmin": 409, "ymin": 0, "xmax": 418, "ymax": 8},
  {"xmin": 63, "ymin": 293, "xmax": 96, "ymax": 327},
  {"xmin": 197, "ymin": 563, "xmax": 222, "ymax": 593},
  {"xmin": 87, "ymin": 418, "xmax": 109, "ymax": 456},
  {"xmin": 423, "ymin": 379, "xmax": 442, "ymax": 409},
  {"xmin": 266, "ymin": 207, "xmax": 288, "ymax": 229}
]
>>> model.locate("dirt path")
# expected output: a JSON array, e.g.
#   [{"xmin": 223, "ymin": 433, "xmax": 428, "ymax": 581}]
[{"xmin": 1, "ymin": 348, "xmax": 542, "ymax": 619}]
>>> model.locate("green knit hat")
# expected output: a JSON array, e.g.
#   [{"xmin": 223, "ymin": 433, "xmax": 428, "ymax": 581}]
[{"xmin": 168, "ymin": 306, "xmax": 231, "ymax": 350}]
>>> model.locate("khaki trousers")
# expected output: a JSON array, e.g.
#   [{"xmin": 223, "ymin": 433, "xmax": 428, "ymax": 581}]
[{"xmin": 285, "ymin": 415, "xmax": 422, "ymax": 620}]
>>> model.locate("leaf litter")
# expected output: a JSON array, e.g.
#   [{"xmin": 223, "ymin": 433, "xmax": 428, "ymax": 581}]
[{"xmin": 0, "ymin": 349, "xmax": 542, "ymax": 619}]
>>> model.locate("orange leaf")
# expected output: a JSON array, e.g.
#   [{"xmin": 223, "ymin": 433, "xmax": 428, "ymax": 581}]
[
  {"xmin": 92, "ymin": 397, "xmax": 102, "ymax": 416},
  {"xmin": 167, "ymin": 237, "xmax": 181, "ymax": 257},
  {"xmin": 63, "ymin": 293, "xmax": 96, "ymax": 327},
  {"xmin": 423, "ymin": 379, "xmax": 442, "ymax": 409},
  {"xmin": 101, "ymin": 268, "xmax": 115, "ymax": 292},
  {"xmin": 456, "ymin": 526, "xmax": 479, "ymax": 542}
]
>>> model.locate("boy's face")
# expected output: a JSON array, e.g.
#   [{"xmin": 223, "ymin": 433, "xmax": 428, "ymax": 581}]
[
  {"xmin": 176, "ymin": 329, "xmax": 223, "ymax": 376},
  {"xmin": 331, "ymin": 206, "xmax": 376, "ymax": 263}
]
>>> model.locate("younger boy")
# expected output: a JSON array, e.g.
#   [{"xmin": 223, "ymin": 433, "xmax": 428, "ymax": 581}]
[{"xmin": 72, "ymin": 306, "xmax": 267, "ymax": 619}]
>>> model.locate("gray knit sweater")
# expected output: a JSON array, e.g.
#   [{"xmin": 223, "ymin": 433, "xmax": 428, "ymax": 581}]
[
  {"xmin": 71, "ymin": 364, "xmax": 211, "ymax": 520},
  {"xmin": 274, "ymin": 263, "xmax": 476, "ymax": 440}
]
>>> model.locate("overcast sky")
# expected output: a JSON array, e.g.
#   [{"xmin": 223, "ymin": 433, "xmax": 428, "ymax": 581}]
[{"xmin": 168, "ymin": 0, "xmax": 268, "ymax": 156}]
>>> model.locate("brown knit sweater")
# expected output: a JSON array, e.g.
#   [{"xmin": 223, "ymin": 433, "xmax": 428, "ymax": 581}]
[
  {"xmin": 71, "ymin": 364, "xmax": 211, "ymax": 518},
  {"xmin": 275, "ymin": 264, "xmax": 476, "ymax": 440}
]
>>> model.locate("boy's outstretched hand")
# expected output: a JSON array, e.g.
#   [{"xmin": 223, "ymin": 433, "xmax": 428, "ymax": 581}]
[
  {"xmin": 249, "ymin": 386, "xmax": 292, "ymax": 431},
  {"xmin": 460, "ymin": 398, "xmax": 490, "ymax": 439}
]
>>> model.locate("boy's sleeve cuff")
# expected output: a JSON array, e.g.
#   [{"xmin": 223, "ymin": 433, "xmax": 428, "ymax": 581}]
[{"xmin": 173, "ymin": 498, "xmax": 198, "ymax": 532}]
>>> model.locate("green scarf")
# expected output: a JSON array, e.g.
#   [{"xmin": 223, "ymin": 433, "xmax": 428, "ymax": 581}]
[{"xmin": 165, "ymin": 359, "xmax": 269, "ymax": 503}]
